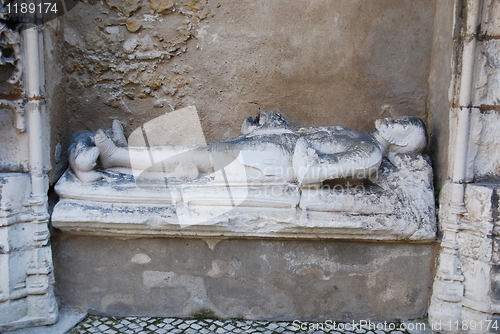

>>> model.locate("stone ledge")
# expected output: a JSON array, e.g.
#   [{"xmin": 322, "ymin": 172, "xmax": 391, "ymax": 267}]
[{"xmin": 52, "ymin": 156, "xmax": 437, "ymax": 242}]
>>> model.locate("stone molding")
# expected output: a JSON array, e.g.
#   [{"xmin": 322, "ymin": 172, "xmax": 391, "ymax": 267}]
[{"xmin": 53, "ymin": 154, "xmax": 436, "ymax": 242}]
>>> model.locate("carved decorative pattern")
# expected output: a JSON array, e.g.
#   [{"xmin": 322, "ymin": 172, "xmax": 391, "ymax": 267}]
[
  {"xmin": 0, "ymin": 23, "xmax": 22, "ymax": 87},
  {"xmin": 0, "ymin": 3, "xmax": 25, "ymax": 132},
  {"xmin": 0, "ymin": 7, "xmax": 58, "ymax": 331}
]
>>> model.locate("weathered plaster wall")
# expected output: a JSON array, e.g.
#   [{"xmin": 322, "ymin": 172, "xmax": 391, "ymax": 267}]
[
  {"xmin": 52, "ymin": 233, "xmax": 437, "ymax": 321},
  {"xmin": 427, "ymin": 0, "xmax": 455, "ymax": 188},
  {"xmin": 45, "ymin": 18, "xmax": 69, "ymax": 182},
  {"xmin": 46, "ymin": 0, "xmax": 438, "ymax": 183}
]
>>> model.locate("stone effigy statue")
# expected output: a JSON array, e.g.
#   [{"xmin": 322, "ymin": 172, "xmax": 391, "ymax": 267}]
[
  {"xmin": 54, "ymin": 108, "xmax": 435, "ymax": 242},
  {"xmin": 68, "ymin": 109, "xmax": 427, "ymax": 185}
]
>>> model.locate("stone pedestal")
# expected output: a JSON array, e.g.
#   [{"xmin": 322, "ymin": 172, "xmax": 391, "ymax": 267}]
[{"xmin": 0, "ymin": 174, "xmax": 58, "ymax": 332}]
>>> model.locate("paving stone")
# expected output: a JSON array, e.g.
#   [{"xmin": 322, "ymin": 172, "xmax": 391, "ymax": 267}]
[
  {"xmin": 172, "ymin": 319, "xmax": 183, "ymax": 326},
  {"xmin": 68, "ymin": 315, "xmax": 414, "ymax": 334},
  {"xmin": 191, "ymin": 323, "xmax": 202, "ymax": 330},
  {"xmin": 179, "ymin": 323, "xmax": 190, "ymax": 329},
  {"xmin": 267, "ymin": 323, "xmax": 279, "ymax": 329},
  {"xmin": 224, "ymin": 324, "xmax": 236, "ymax": 330}
]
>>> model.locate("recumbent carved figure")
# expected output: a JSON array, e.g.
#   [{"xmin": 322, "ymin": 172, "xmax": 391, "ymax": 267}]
[{"xmin": 68, "ymin": 109, "xmax": 427, "ymax": 185}]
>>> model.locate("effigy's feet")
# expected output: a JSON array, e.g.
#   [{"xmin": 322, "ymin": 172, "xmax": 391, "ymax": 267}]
[
  {"xmin": 174, "ymin": 162, "xmax": 199, "ymax": 180},
  {"xmin": 95, "ymin": 129, "xmax": 118, "ymax": 168},
  {"xmin": 293, "ymin": 138, "xmax": 322, "ymax": 185},
  {"xmin": 111, "ymin": 120, "xmax": 127, "ymax": 147}
]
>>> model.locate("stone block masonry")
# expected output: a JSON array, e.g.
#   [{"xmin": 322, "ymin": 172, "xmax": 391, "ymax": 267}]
[{"xmin": 52, "ymin": 233, "xmax": 437, "ymax": 321}]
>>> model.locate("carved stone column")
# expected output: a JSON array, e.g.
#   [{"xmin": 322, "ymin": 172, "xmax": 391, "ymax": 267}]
[
  {"xmin": 428, "ymin": 181, "xmax": 467, "ymax": 329},
  {"xmin": 460, "ymin": 184, "xmax": 500, "ymax": 324},
  {"xmin": 429, "ymin": 0, "xmax": 500, "ymax": 331},
  {"xmin": 0, "ymin": 174, "xmax": 57, "ymax": 331}
]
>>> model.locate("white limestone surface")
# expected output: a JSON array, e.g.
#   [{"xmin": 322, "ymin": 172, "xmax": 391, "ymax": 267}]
[{"xmin": 52, "ymin": 154, "xmax": 436, "ymax": 242}]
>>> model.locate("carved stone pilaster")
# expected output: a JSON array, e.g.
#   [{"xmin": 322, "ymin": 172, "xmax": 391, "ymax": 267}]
[
  {"xmin": 0, "ymin": 174, "xmax": 57, "ymax": 331},
  {"xmin": 428, "ymin": 182, "xmax": 466, "ymax": 330}
]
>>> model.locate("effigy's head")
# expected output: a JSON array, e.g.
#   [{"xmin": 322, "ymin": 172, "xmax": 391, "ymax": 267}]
[
  {"xmin": 68, "ymin": 131, "xmax": 100, "ymax": 172},
  {"xmin": 70, "ymin": 142, "xmax": 100, "ymax": 172},
  {"xmin": 375, "ymin": 116, "xmax": 428, "ymax": 153}
]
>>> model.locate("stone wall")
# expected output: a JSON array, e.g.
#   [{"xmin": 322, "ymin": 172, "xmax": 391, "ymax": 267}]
[
  {"xmin": 45, "ymin": 0, "xmax": 438, "ymax": 183},
  {"xmin": 468, "ymin": 0, "xmax": 500, "ymax": 182},
  {"xmin": 428, "ymin": 0, "xmax": 500, "ymax": 330},
  {"xmin": 44, "ymin": 0, "xmax": 444, "ymax": 323}
]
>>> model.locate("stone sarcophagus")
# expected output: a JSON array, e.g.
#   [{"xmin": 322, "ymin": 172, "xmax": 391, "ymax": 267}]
[{"xmin": 52, "ymin": 108, "xmax": 436, "ymax": 242}]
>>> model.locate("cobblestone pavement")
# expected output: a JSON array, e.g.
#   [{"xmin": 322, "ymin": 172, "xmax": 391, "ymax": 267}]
[{"xmin": 68, "ymin": 315, "xmax": 420, "ymax": 334}]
